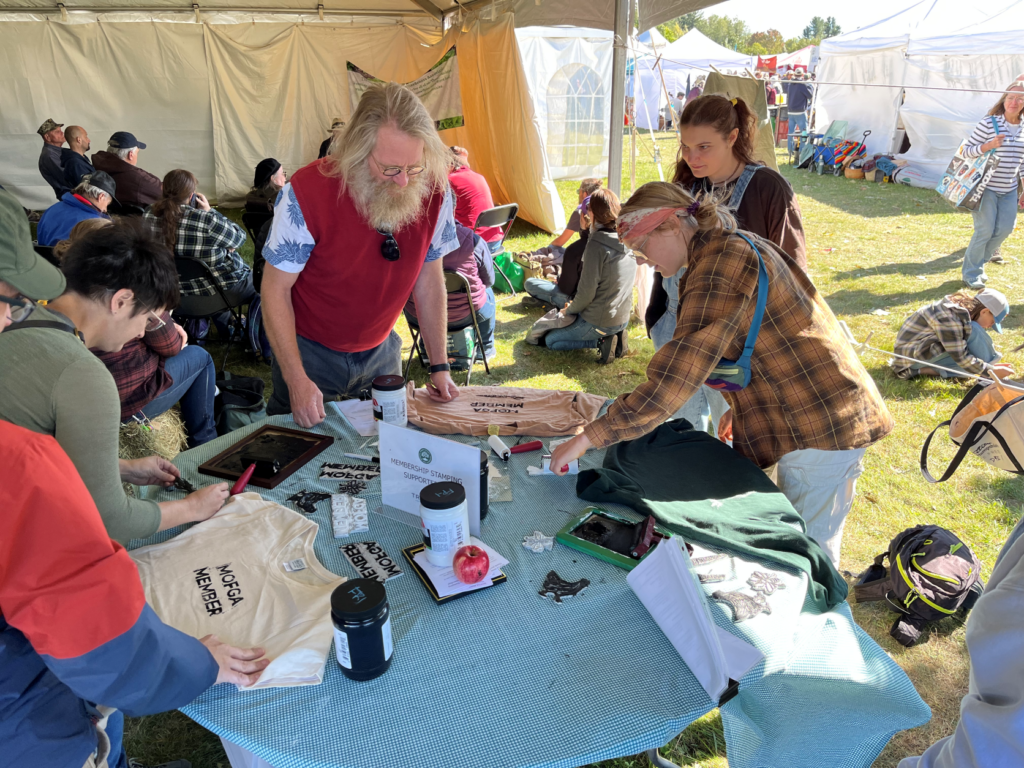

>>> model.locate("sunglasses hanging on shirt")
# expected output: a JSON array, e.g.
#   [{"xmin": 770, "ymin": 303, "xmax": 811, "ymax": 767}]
[{"xmin": 377, "ymin": 230, "xmax": 400, "ymax": 262}]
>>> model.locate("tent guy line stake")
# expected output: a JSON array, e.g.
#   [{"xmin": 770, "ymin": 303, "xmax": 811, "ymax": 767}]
[{"xmin": 839, "ymin": 321, "xmax": 1024, "ymax": 394}]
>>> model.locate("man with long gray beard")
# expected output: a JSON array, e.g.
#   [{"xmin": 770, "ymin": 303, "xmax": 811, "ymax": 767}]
[{"xmin": 261, "ymin": 82, "xmax": 460, "ymax": 427}]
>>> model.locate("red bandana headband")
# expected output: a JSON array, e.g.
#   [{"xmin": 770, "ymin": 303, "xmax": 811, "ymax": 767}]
[{"xmin": 616, "ymin": 200, "xmax": 699, "ymax": 243}]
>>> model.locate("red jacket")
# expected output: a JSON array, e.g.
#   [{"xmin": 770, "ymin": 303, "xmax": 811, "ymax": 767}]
[{"xmin": 448, "ymin": 166, "xmax": 502, "ymax": 243}]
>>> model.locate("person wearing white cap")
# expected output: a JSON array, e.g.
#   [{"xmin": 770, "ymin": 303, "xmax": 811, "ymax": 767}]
[{"xmin": 891, "ymin": 289, "xmax": 1013, "ymax": 380}]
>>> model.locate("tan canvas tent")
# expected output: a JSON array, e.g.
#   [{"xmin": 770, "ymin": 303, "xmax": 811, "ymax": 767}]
[{"xmin": 0, "ymin": 0, "xmax": 718, "ymax": 229}]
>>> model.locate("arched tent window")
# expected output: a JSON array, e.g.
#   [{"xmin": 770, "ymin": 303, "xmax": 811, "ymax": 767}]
[{"xmin": 546, "ymin": 64, "xmax": 604, "ymax": 170}]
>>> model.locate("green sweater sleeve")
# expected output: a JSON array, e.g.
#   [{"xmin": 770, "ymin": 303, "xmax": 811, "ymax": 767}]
[{"xmin": 52, "ymin": 358, "xmax": 161, "ymax": 544}]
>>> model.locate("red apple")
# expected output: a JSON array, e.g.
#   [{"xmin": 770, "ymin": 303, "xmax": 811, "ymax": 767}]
[{"xmin": 452, "ymin": 545, "xmax": 490, "ymax": 584}]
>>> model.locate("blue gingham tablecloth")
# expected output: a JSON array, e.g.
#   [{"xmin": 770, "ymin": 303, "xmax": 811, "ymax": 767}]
[{"xmin": 133, "ymin": 413, "xmax": 929, "ymax": 768}]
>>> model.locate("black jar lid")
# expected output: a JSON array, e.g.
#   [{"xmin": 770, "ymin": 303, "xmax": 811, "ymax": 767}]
[
  {"xmin": 420, "ymin": 481, "xmax": 466, "ymax": 510},
  {"xmin": 371, "ymin": 375, "xmax": 405, "ymax": 392},
  {"xmin": 331, "ymin": 578, "xmax": 387, "ymax": 622}
]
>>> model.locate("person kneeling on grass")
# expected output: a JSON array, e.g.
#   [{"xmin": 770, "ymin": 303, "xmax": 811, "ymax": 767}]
[
  {"xmin": 542, "ymin": 188, "xmax": 635, "ymax": 364},
  {"xmin": 892, "ymin": 289, "xmax": 1013, "ymax": 381},
  {"xmin": 0, "ymin": 200, "xmax": 230, "ymax": 546}
]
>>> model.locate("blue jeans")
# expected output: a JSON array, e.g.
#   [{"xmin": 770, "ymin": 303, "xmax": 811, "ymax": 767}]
[
  {"xmin": 135, "ymin": 345, "xmax": 217, "ymax": 447},
  {"xmin": 545, "ymin": 316, "xmax": 625, "ymax": 351},
  {"xmin": 525, "ymin": 277, "xmax": 571, "ymax": 311},
  {"xmin": 912, "ymin": 321, "xmax": 1000, "ymax": 377},
  {"xmin": 105, "ymin": 710, "xmax": 128, "ymax": 768},
  {"xmin": 963, "ymin": 189, "xmax": 1018, "ymax": 287},
  {"xmin": 476, "ymin": 286, "xmax": 496, "ymax": 359},
  {"xmin": 268, "ymin": 330, "xmax": 402, "ymax": 415},
  {"xmin": 788, "ymin": 111, "xmax": 807, "ymax": 154}
]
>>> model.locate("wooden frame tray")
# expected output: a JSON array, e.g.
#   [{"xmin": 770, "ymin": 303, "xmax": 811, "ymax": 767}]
[
  {"xmin": 402, "ymin": 543, "xmax": 507, "ymax": 605},
  {"xmin": 197, "ymin": 424, "xmax": 334, "ymax": 489}
]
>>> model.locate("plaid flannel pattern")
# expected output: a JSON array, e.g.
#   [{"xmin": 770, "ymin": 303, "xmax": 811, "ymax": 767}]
[
  {"xmin": 892, "ymin": 299, "xmax": 987, "ymax": 379},
  {"xmin": 585, "ymin": 230, "xmax": 893, "ymax": 468},
  {"xmin": 94, "ymin": 312, "xmax": 181, "ymax": 421},
  {"xmin": 145, "ymin": 207, "xmax": 248, "ymax": 296}
]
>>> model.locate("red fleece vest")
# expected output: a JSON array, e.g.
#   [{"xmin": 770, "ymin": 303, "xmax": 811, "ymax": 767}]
[{"xmin": 289, "ymin": 159, "xmax": 444, "ymax": 353}]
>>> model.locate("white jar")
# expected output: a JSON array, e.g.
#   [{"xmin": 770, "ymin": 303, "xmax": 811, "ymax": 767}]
[
  {"xmin": 419, "ymin": 481, "xmax": 470, "ymax": 568},
  {"xmin": 372, "ymin": 375, "xmax": 407, "ymax": 428}
]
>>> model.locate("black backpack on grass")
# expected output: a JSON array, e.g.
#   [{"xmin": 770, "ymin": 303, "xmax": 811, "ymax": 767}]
[
  {"xmin": 214, "ymin": 371, "xmax": 267, "ymax": 435},
  {"xmin": 854, "ymin": 525, "xmax": 984, "ymax": 647}
]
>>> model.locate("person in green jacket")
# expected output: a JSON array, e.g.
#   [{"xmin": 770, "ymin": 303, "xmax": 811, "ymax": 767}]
[
  {"xmin": 0, "ymin": 200, "xmax": 228, "ymax": 544},
  {"xmin": 543, "ymin": 188, "xmax": 636, "ymax": 364}
]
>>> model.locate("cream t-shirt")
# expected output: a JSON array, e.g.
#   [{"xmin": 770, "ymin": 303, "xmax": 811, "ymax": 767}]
[{"xmin": 130, "ymin": 493, "xmax": 345, "ymax": 689}]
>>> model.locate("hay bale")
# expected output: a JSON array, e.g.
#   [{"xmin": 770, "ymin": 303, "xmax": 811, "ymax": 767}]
[{"xmin": 119, "ymin": 409, "xmax": 188, "ymax": 497}]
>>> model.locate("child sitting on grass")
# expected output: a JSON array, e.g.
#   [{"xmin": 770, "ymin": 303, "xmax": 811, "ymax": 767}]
[{"xmin": 892, "ymin": 289, "xmax": 1013, "ymax": 380}]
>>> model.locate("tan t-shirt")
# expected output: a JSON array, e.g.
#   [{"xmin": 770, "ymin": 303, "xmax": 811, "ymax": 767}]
[
  {"xmin": 406, "ymin": 384, "xmax": 607, "ymax": 436},
  {"xmin": 130, "ymin": 493, "xmax": 345, "ymax": 689}
]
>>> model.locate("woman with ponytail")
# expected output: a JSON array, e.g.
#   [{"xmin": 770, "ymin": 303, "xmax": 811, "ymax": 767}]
[
  {"xmin": 647, "ymin": 94, "xmax": 808, "ymax": 433},
  {"xmin": 550, "ymin": 182, "xmax": 892, "ymax": 567}
]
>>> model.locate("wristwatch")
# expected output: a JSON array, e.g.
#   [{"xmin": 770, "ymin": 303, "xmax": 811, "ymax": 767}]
[{"xmin": 429, "ymin": 363, "xmax": 451, "ymax": 374}]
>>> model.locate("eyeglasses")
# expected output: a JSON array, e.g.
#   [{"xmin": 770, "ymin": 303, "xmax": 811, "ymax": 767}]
[
  {"xmin": 145, "ymin": 311, "xmax": 166, "ymax": 332},
  {"xmin": 377, "ymin": 230, "xmax": 401, "ymax": 262},
  {"xmin": 629, "ymin": 234, "xmax": 652, "ymax": 261},
  {"xmin": 0, "ymin": 294, "xmax": 35, "ymax": 323},
  {"xmin": 372, "ymin": 156, "xmax": 425, "ymax": 178}
]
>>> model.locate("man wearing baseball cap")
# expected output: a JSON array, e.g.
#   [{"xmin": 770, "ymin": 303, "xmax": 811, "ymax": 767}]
[
  {"xmin": 36, "ymin": 118, "xmax": 68, "ymax": 201},
  {"xmin": 92, "ymin": 131, "xmax": 162, "ymax": 208},
  {"xmin": 35, "ymin": 170, "xmax": 115, "ymax": 246}
]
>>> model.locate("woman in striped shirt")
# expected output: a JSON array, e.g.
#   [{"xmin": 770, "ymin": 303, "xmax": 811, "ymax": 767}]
[{"xmin": 962, "ymin": 80, "xmax": 1024, "ymax": 288}]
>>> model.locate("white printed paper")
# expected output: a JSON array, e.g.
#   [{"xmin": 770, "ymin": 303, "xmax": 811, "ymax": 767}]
[
  {"xmin": 627, "ymin": 537, "xmax": 763, "ymax": 701},
  {"xmin": 379, "ymin": 422, "xmax": 482, "ymax": 536},
  {"xmin": 412, "ymin": 538, "xmax": 507, "ymax": 598},
  {"xmin": 331, "ymin": 495, "xmax": 369, "ymax": 538},
  {"xmin": 339, "ymin": 541, "xmax": 403, "ymax": 582},
  {"xmin": 332, "ymin": 399, "xmax": 377, "ymax": 436}
]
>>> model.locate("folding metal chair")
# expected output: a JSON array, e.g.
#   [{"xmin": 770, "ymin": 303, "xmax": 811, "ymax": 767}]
[
  {"xmin": 403, "ymin": 270, "xmax": 491, "ymax": 385},
  {"xmin": 173, "ymin": 255, "xmax": 248, "ymax": 369},
  {"xmin": 474, "ymin": 203, "xmax": 519, "ymax": 295}
]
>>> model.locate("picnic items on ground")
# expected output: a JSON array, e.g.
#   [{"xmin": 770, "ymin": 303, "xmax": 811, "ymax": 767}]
[
  {"xmin": 936, "ymin": 116, "xmax": 1002, "ymax": 210},
  {"xmin": 405, "ymin": 384, "xmax": 606, "ymax": 436},
  {"xmin": 854, "ymin": 525, "xmax": 984, "ymax": 647},
  {"xmin": 331, "ymin": 578, "xmax": 393, "ymax": 681},
  {"xmin": 921, "ymin": 379, "xmax": 1024, "ymax": 481},
  {"xmin": 627, "ymin": 536, "xmax": 763, "ymax": 703},
  {"xmin": 130, "ymin": 493, "xmax": 345, "ymax": 689}
]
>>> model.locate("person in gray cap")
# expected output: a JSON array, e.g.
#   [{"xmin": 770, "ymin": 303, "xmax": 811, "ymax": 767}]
[
  {"xmin": 92, "ymin": 131, "xmax": 163, "ymax": 208},
  {"xmin": 36, "ymin": 170, "xmax": 116, "ymax": 246},
  {"xmin": 36, "ymin": 118, "xmax": 68, "ymax": 201}
]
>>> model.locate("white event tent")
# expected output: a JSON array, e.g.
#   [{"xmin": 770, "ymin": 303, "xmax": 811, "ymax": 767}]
[
  {"xmin": 633, "ymin": 28, "xmax": 754, "ymax": 129},
  {"xmin": 815, "ymin": 0, "xmax": 1024, "ymax": 187},
  {"xmin": 515, "ymin": 26, "xmax": 614, "ymax": 181}
]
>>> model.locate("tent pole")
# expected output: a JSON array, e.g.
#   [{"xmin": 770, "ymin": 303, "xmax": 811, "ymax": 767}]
[
  {"xmin": 607, "ymin": 0, "xmax": 631, "ymax": 196},
  {"xmin": 630, "ymin": 124, "xmax": 636, "ymax": 193}
]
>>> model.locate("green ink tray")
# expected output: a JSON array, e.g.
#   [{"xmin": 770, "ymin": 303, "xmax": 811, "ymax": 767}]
[{"xmin": 555, "ymin": 507, "xmax": 673, "ymax": 570}]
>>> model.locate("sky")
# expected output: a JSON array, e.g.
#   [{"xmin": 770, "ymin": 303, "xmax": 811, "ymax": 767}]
[{"xmin": 704, "ymin": 0, "xmax": 923, "ymax": 39}]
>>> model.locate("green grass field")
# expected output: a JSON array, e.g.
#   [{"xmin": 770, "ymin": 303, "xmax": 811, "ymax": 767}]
[{"xmin": 126, "ymin": 133, "xmax": 1023, "ymax": 768}]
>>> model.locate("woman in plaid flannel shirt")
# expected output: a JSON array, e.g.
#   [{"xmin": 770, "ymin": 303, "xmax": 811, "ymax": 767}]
[{"xmin": 551, "ymin": 182, "xmax": 893, "ymax": 566}]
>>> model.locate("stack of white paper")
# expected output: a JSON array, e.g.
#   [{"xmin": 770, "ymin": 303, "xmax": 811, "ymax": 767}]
[
  {"xmin": 331, "ymin": 399, "xmax": 377, "ymax": 436},
  {"xmin": 413, "ymin": 537, "xmax": 508, "ymax": 598},
  {"xmin": 627, "ymin": 537, "xmax": 763, "ymax": 702}
]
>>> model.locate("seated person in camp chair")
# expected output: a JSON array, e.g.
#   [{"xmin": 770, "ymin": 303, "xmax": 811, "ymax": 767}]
[
  {"xmin": 144, "ymin": 169, "xmax": 254, "ymax": 307},
  {"xmin": 541, "ymin": 189, "xmax": 634, "ymax": 364},
  {"xmin": 36, "ymin": 171, "xmax": 115, "ymax": 246},
  {"xmin": 0, "ymin": 205, "xmax": 230, "ymax": 546},
  {"xmin": 94, "ymin": 310, "xmax": 218, "ymax": 448},
  {"xmin": 892, "ymin": 289, "xmax": 1014, "ymax": 380},
  {"xmin": 405, "ymin": 222, "xmax": 496, "ymax": 366}
]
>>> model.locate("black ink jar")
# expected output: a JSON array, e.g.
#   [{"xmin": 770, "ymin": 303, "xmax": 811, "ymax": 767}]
[
  {"xmin": 331, "ymin": 578, "xmax": 393, "ymax": 681},
  {"xmin": 479, "ymin": 449, "xmax": 489, "ymax": 521}
]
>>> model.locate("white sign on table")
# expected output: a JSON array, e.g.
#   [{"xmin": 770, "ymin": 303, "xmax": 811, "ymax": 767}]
[{"xmin": 378, "ymin": 422, "xmax": 482, "ymax": 535}]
